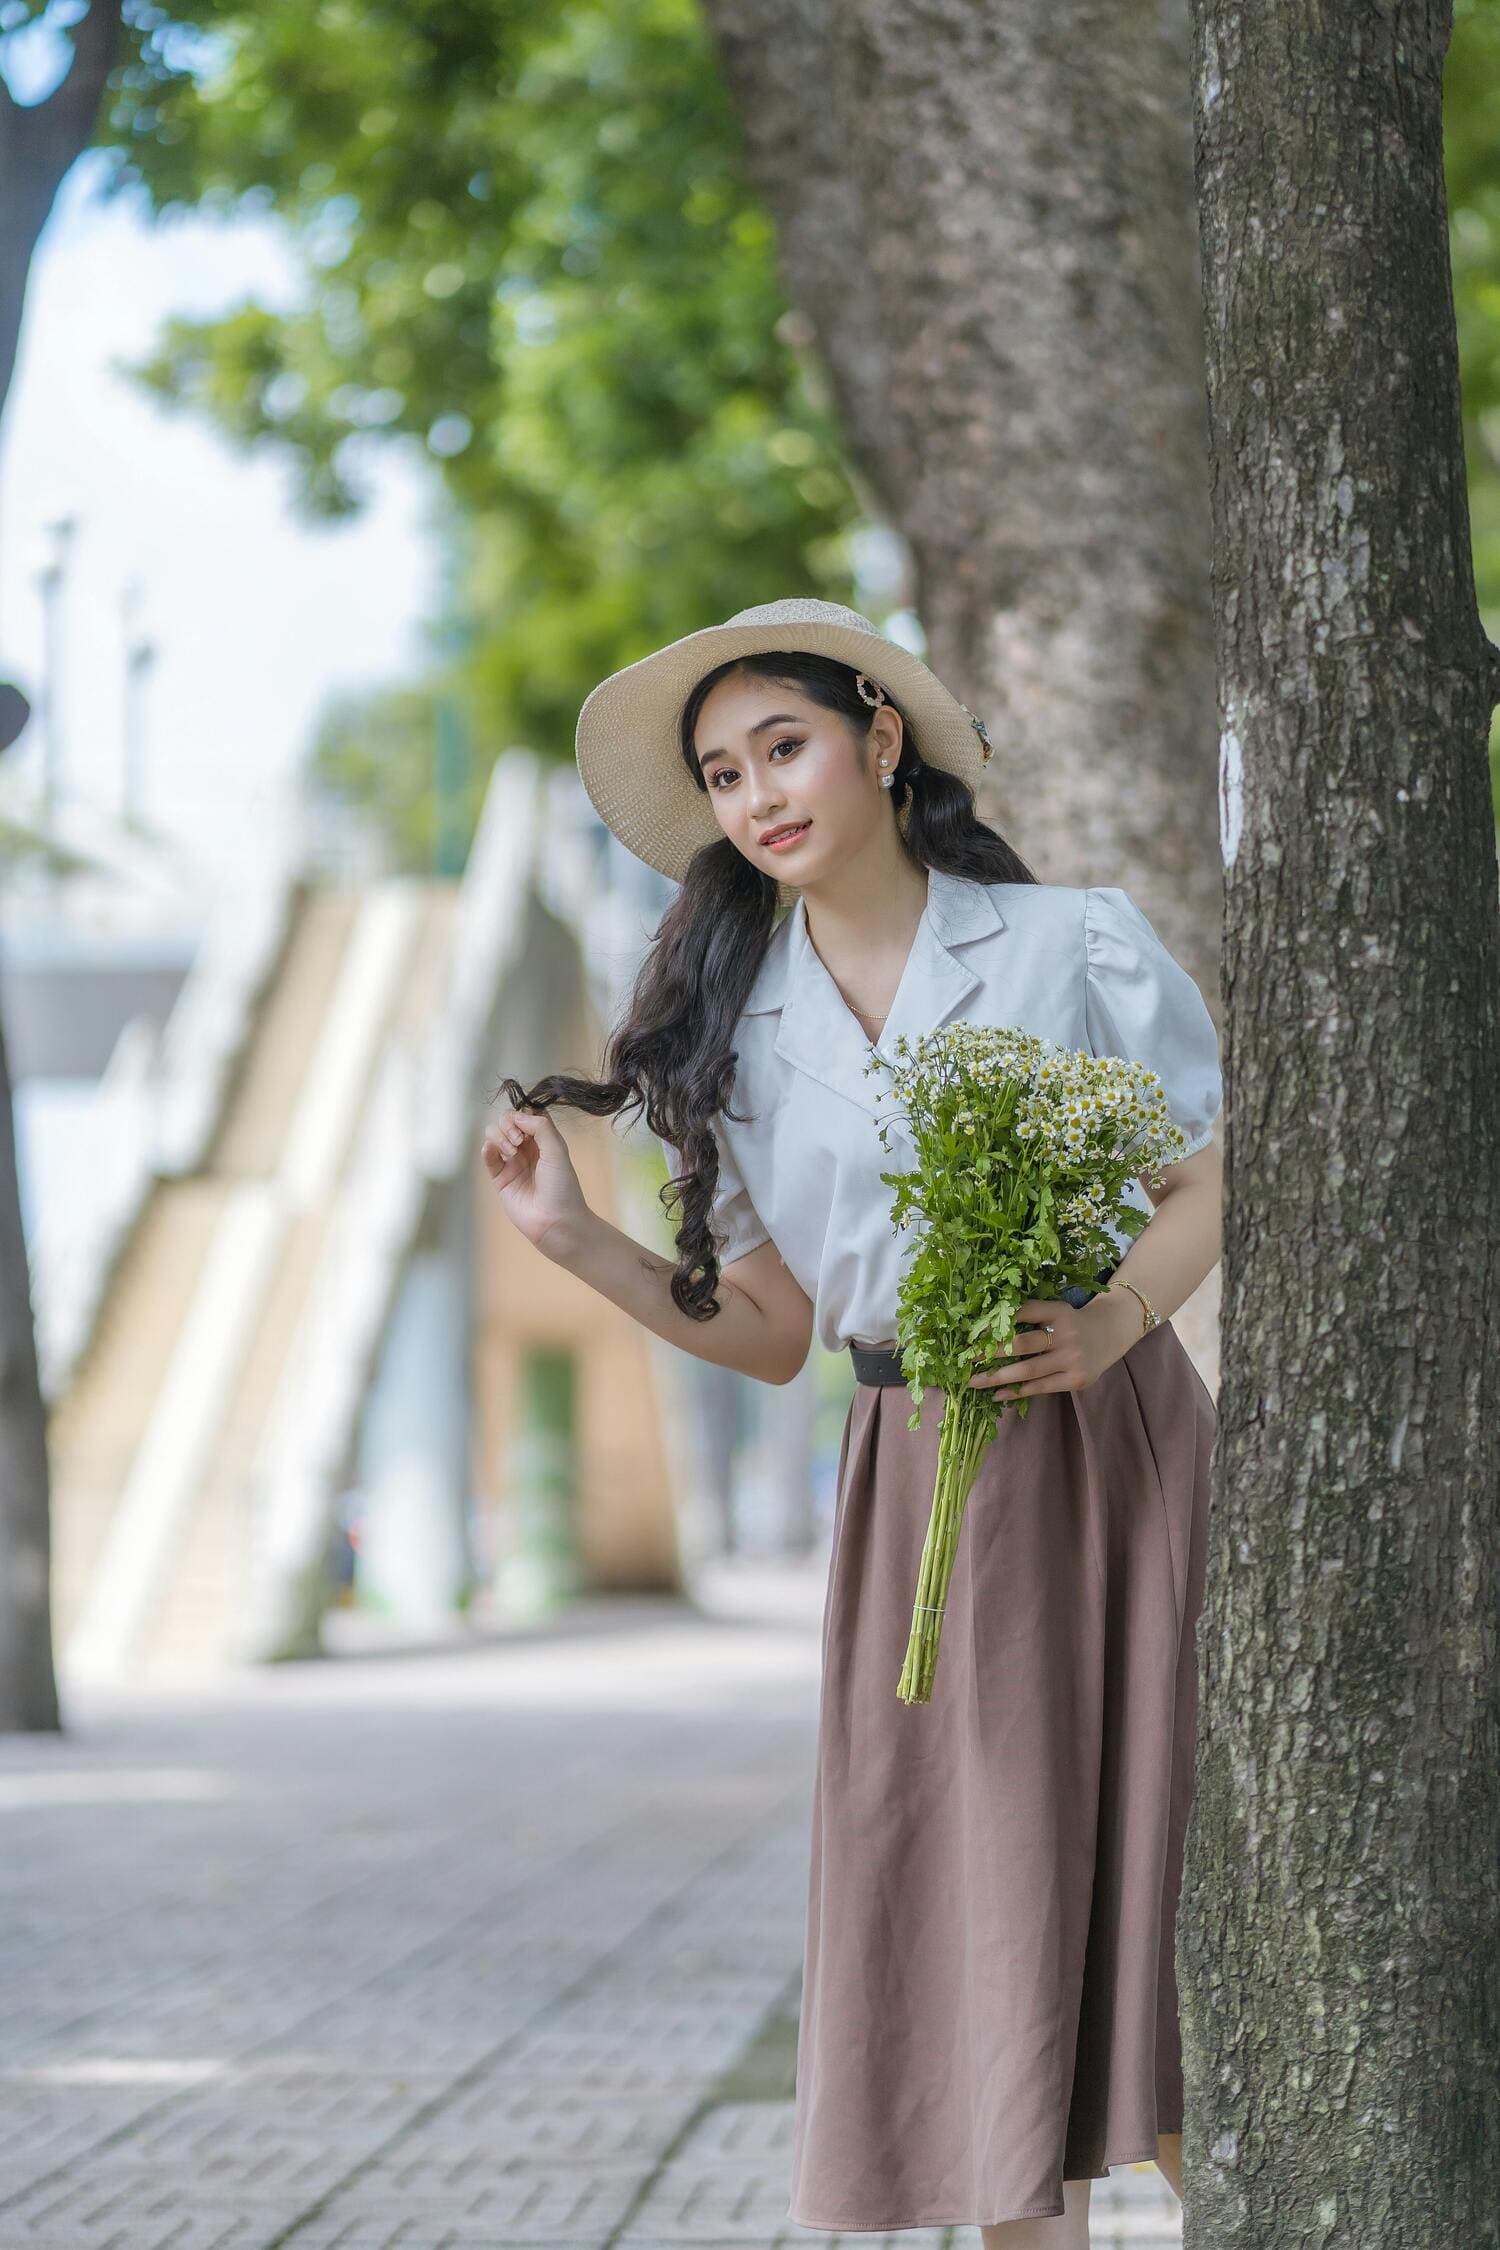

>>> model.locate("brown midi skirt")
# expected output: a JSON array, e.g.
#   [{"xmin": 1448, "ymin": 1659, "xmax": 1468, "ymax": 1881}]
[{"xmin": 787, "ymin": 1318, "xmax": 1216, "ymax": 2232}]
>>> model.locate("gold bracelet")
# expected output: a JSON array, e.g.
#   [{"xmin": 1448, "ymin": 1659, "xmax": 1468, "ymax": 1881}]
[{"xmin": 1108, "ymin": 1279, "xmax": 1159, "ymax": 1334}]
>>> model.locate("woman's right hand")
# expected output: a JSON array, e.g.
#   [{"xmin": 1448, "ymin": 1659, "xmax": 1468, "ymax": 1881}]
[{"xmin": 480, "ymin": 1106, "xmax": 591, "ymax": 1258}]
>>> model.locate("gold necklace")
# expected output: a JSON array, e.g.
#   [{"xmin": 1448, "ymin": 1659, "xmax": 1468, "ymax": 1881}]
[{"xmin": 805, "ymin": 924, "xmax": 891, "ymax": 1039}]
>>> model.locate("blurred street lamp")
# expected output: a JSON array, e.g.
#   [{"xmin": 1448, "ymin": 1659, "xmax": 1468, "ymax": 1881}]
[
  {"xmin": 33, "ymin": 515, "xmax": 77, "ymax": 826},
  {"xmin": 431, "ymin": 517, "xmax": 475, "ymax": 878},
  {"xmin": 433, "ymin": 694, "xmax": 470, "ymax": 878},
  {"xmin": 120, "ymin": 579, "xmax": 156, "ymax": 831}
]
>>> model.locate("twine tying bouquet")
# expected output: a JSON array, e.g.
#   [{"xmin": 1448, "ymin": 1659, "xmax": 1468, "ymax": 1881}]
[{"xmin": 863, "ymin": 1024, "xmax": 1190, "ymax": 1705}]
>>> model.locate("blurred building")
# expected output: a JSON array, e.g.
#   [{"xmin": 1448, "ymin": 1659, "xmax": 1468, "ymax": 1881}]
[{"xmin": 16, "ymin": 750, "xmax": 838, "ymax": 1686}]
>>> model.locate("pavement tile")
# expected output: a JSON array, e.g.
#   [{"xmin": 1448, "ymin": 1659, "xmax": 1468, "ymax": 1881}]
[{"xmin": 0, "ymin": 1568, "xmax": 1184, "ymax": 2249}]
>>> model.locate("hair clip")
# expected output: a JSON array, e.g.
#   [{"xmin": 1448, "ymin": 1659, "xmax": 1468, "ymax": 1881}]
[
  {"xmin": 961, "ymin": 706, "xmax": 994, "ymax": 762},
  {"xmin": 855, "ymin": 672, "xmax": 888, "ymax": 710}
]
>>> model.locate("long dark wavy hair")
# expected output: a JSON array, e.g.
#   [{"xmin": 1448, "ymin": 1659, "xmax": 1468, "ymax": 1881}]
[{"xmin": 494, "ymin": 649, "xmax": 1038, "ymax": 1321}]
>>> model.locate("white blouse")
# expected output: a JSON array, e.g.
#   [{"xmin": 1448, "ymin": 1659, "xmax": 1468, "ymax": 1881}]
[{"xmin": 661, "ymin": 867, "xmax": 1222, "ymax": 1357}]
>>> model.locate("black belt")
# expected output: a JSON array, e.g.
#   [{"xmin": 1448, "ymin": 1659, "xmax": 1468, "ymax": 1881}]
[{"xmin": 849, "ymin": 1265, "xmax": 1120, "ymax": 1387}]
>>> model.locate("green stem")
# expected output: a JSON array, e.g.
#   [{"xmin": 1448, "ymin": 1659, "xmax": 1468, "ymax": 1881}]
[{"xmin": 898, "ymin": 1382, "xmax": 997, "ymax": 1702}]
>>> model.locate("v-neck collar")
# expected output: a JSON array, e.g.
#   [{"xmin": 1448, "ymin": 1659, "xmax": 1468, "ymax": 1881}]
[
  {"xmin": 798, "ymin": 873, "xmax": 932, "ymax": 1062},
  {"xmin": 742, "ymin": 866, "xmax": 1006, "ymax": 1121}
]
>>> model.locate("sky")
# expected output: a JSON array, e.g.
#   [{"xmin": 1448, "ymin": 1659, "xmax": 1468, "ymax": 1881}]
[{"xmin": 0, "ymin": 151, "xmax": 440, "ymax": 898}]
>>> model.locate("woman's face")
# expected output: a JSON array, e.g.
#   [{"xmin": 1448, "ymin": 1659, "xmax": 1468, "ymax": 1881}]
[{"xmin": 691, "ymin": 670, "xmax": 903, "ymax": 880}]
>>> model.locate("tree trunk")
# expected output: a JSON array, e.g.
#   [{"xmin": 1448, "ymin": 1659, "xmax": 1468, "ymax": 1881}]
[
  {"xmin": 0, "ymin": 3, "xmax": 122, "ymax": 1731},
  {"xmin": 0, "ymin": 0, "xmax": 121, "ymax": 427},
  {"xmin": 699, "ymin": 0, "xmax": 1221, "ymax": 987},
  {"xmin": 1183, "ymin": 3, "xmax": 1500, "ymax": 2240},
  {"xmin": 0, "ymin": 1008, "xmax": 58, "ymax": 1732}
]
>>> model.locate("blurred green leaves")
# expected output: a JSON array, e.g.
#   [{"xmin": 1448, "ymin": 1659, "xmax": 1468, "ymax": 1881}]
[
  {"xmin": 82, "ymin": 0, "xmax": 862, "ymax": 860},
  {"xmin": 1446, "ymin": 0, "xmax": 1500, "ymax": 811},
  {"xmin": 15, "ymin": 0, "xmax": 1500, "ymax": 851}
]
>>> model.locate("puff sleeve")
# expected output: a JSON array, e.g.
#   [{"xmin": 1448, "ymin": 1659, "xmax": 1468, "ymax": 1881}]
[
  {"xmin": 658, "ymin": 1123, "xmax": 772, "ymax": 1266},
  {"xmin": 1083, "ymin": 885, "xmax": 1222, "ymax": 1159}
]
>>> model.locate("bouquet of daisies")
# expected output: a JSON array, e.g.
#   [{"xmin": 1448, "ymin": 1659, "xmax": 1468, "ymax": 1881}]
[{"xmin": 863, "ymin": 1024, "xmax": 1190, "ymax": 1705}]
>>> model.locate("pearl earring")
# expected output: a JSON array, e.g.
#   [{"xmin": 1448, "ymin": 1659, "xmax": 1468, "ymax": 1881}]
[{"xmin": 863, "ymin": 676, "xmax": 896, "ymax": 786}]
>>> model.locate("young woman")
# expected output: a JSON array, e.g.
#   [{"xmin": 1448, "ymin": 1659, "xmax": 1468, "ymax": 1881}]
[{"xmin": 482, "ymin": 597, "xmax": 1222, "ymax": 2246}]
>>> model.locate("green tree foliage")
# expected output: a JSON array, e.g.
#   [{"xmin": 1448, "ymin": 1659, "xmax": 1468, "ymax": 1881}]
[
  {"xmin": 1445, "ymin": 0, "xmax": 1500, "ymax": 811},
  {"xmin": 79, "ymin": 0, "xmax": 861, "ymax": 860},
  {"xmin": 15, "ymin": 0, "xmax": 1498, "ymax": 854}
]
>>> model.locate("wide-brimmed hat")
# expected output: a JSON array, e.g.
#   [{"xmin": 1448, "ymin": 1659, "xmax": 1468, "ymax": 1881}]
[{"xmin": 573, "ymin": 596, "xmax": 994, "ymax": 883}]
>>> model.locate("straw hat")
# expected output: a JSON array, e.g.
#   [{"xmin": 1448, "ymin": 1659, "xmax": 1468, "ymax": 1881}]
[{"xmin": 573, "ymin": 596, "xmax": 994, "ymax": 883}]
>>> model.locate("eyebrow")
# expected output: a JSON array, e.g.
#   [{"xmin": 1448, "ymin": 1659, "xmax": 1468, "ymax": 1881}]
[{"xmin": 697, "ymin": 713, "xmax": 807, "ymax": 772}]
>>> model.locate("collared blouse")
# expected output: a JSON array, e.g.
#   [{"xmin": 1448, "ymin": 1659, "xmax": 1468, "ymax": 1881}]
[{"xmin": 662, "ymin": 867, "xmax": 1223, "ymax": 1356}]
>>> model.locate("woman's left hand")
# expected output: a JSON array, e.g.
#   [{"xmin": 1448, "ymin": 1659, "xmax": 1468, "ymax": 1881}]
[{"xmin": 967, "ymin": 1292, "xmax": 1138, "ymax": 1397}]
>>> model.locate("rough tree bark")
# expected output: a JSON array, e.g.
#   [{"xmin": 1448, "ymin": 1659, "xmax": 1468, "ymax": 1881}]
[
  {"xmin": 699, "ymin": 0, "xmax": 1222, "ymax": 986},
  {"xmin": 1183, "ymin": 3, "xmax": 1500, "ymax": 2241}
]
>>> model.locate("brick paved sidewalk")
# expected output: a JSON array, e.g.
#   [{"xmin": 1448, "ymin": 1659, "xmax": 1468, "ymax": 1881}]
[{"xmin": 0, "ymin": 1558, "xmax": 1180, "ymax": 2248}]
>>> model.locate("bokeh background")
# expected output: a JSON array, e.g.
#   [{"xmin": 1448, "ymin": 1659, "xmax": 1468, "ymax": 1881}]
[
  {"xmin": 0, "ymin": 9, "xmax": 1494, "ymax": 2246},
  {"xmin": 4, "ymin": 0, "xmax": 1499, "ymax": 1677}
]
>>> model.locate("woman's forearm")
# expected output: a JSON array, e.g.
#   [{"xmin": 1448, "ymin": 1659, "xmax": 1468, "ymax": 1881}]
[
  {"xmin": 543, "ymin": 1208, "xmax": 796, "ymax": 1385},
  {"xmin": 1115, "ymin": 1175, "xmax": 1221, "ymax": 1319},
  {"xmin": 1080, "ymin": 1167, "xmax": 1223, "ymax": 1354}
]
